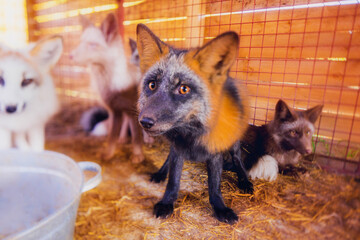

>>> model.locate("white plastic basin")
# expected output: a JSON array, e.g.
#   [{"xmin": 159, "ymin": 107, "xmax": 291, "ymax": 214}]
[{"xmin": 0, "ymin": 149, "xmax": 101, "ymax": 240}]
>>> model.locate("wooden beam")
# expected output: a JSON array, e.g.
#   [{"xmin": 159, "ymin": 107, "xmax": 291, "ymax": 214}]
[{"xmin": 26, "ymin": 0, "xmax": 38, "ymax": 42}]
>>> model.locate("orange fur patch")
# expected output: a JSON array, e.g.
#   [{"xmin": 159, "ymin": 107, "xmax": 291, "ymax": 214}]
[
  {"xmin": 201, "ymin": 85, "xmax": 249, "ymax": 153},
  {"xmin": 184, "ymin": 51, "xmax": 249, "ymax": 153},
  {"xmin": 137, "ymin": 25, "xmax": 169, "ymax": 73}
]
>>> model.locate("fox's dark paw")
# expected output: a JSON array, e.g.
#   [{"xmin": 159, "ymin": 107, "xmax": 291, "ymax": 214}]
[
  {"xmin": 238, "ymin": 179, "xmax": 254, "ymax": 194},
  {"xmin": 214, "ymin": 207, "xmax": 238, "ymax": 224},
  {"xmin": 150, "ymin": 171, "xmax": 167, "ymax": 183},
  {"xmin": 153, "ymin": 202, "xmax": 174, "ymax": 219}
]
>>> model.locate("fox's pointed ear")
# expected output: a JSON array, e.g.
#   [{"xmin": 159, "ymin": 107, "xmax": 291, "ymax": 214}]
[
  {"xmin": 31, "ymin": 35, "xmax": 63, "ymax": 69},
  {"xmin": 79, "ymin": 14, "xmax": 93, "ymax": 30},
  {"xmin": 275, "ymin": 100, "xmax": 296, "ymax": 122},
  {"xmin": 305, "ymin": 105, "xmax": 323, "ymax": 123},
  {"xmin": 193, "ymin": 32, "xmax": 239, "ymax": 76},
  {"xmin": 129, "ymin": 38, "xmax": 137, "ymax": 54},
  {"xmin": 136, "ymin": 24, "xmax": 169, "ymax": 73},
  {"xmin": 100, "ymin": 13, "xmax": 118, "ymax": 43}
]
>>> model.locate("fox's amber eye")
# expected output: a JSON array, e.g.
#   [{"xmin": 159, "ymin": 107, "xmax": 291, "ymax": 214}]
[
  {"xmin": 305, "ymin": 130, "xmax": 311, "ymax": 136},
  {"xmin": 148, "ymin": 81, "xmax": 156, "ymax": 91},
  {"xmin": 289, "ymin": 130, "xmax": 297, "ymax": 137},
  {"xmin": 179, "ymin": 84, "xmax": 190, "ymax": 95},
  {"xmin": 21, "ymin": 78, "xmax": 34, "ymax": 87}
]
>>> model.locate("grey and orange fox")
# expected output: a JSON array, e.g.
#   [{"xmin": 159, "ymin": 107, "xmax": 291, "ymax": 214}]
[{"xmin": 136, "ymin": 24, "xmax": 251, "ymax": 224}]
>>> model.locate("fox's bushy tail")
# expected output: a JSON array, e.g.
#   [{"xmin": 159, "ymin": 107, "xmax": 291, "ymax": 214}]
[{"xmin": 80, "ymin": 106, "xmax": 109, "ymax": 134}]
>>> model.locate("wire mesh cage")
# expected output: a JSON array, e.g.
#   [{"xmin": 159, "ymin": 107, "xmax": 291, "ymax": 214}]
[{"xmin": 4, "ymin": 0, "xmax": 359, "ymax": 174}]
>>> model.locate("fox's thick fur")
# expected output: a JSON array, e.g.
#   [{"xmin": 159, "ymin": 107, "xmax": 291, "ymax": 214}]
[
  {"xmin": 70, "ymin": 13, "xmax": 144, "ymax": 163},
  {"xmin": 0, "ymin": 36, "xmax": 62, "ymax": 151},
  {"xmin": 225, "ymin": 100, "xmax": 323, "ymax": 181},
  {"xmin": 80, "ymin": 37, "xmax": 154, "ymax": 144},
  {"xmin": 137, "ymin": 24, "xmax": 251, "ymax": 224}
]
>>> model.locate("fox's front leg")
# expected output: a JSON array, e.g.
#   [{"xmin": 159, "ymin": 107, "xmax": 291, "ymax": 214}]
[
  {"xmin": 118, "ymin": 113, "xmax": 130, "ymax": 144},
  {"xmin": 27, "ymin": 125, "xmax": 45, "ymax": 151},
  {"xmin": 207, "ymin": 154, "xmax": 238, "ymax": 224},
  {"xmin": 154, "ymin": 146, "xmax": 183, "ymax": 218},
  {"xmin": 128, "ymin": 116, "xmax": 145, "ymax": 163},
  {"xmin": 229, "ymin": 141, "xmax": 253, "ymax": 194},
  {"xmin": 102, "ymin": 112, "xmax": 122, "ymax": 160},
  {"xmin": 14, "ymin": 132, "xmax": 31, "ymax": 150},
  {"xmin": 0, "ymin": 128, "xmax": 12, "ymax": 149},
  {"xmin": 150, "ymin": 152, "xmax": 170, "ymax": 183}
]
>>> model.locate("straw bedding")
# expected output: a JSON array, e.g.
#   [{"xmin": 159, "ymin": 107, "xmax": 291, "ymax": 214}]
[{"xmin": 45, "ymin": 101, "xmax": 360, "ymax": 240}]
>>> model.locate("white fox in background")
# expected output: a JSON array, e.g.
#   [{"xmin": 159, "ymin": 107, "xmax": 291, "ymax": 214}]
[
  {"xmin": 70, "ymin": 13, "xmax": 145, "ymax": 163},
  {"xmin": 0, "ymin": 36, "xmax": 63, "ymax": 151},
  {"xmin": 80, "ymin": 37, "xmax": 154, "ymax": 145}
]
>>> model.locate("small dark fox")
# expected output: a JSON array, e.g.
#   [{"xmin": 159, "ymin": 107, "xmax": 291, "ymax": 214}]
[
  {"xmin": 136, "ymin": 24, "xmax": 251, "ymax": 224},
  {"xmin": 225, "ymin": 99, "xmax": 323, "ymax": 181}
]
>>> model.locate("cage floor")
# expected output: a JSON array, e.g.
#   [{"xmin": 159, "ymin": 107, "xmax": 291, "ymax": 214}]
[{"xmin": 45, "ymin": 101, "xmax": 360, "ymax": 240}]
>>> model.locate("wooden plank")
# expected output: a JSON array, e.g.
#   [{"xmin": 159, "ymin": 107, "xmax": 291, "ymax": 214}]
[
  {"xmin": 34, "ymin": 0, "xmax": 118, "ymax": 16},
  {"xmin": 26, "ymin": 0, "xmax": 38, "ymax": 42}
]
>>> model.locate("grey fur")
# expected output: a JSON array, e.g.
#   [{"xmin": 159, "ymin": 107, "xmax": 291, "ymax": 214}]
[{"xmin": 138, "ymin": 52, "xmax": 210, "ymax": 129}]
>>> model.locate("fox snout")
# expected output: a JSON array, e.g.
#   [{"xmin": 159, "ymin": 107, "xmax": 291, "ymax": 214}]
[
  {"xmin": 0, "ymin": 102, "xmax": 27, "ymax": 114},
  {"xmin": 298, "ymin": 146, "xmax": 312, "ymax": 155},
  {"xmin": 297, "ymin": 138, "xmax": 313, "ymax": 155},
  {"xmin": 305, "ymin": 147, "xmax": 312, "ymax": 155},
  {"xmin": 138, "ymin": 113, "xmax": 160, "ymax": 135},
  {"xmin": 69, "ymin": 47, "xmax": 82, "ymax": 62},
  {"xmin": 138, "ymin": 104, "xmax": 175, "ymax": 135},
  {"xmin": 139, "ymin": 117, "xmax": 155, "ymax": 129},
  {"xmin": 5, "ymin": 105, "xmax": 17, "ymax": 114},
  {"xmin": 69, "ymin": 49, "xmax": 78, "ymax": 61}
]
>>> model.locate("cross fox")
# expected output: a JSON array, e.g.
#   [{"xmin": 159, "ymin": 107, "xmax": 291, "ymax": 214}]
[
  {"xmin": 70, "ymin": 13, "xmax": 144, "ymax": 163},
  {"xmin": 136, "ymin": 24, "xmax": 252, "ymax": 224},
  {"xmin": 225, "ymin": 99, "xmax": 323, "ymax": 181}
]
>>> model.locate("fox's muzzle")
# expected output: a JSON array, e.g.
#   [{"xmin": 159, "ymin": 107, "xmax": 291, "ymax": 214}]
[
  {"xmin": 139, "ymin": 117, "xmax": 155, "ymax": 129},
  {"xmin": 5, "ymin": 105, "xmax": 17, "ymax": 114},
  {"xmin": 138, "ymin": 104, "xmax": 175, "ymax": 136}
]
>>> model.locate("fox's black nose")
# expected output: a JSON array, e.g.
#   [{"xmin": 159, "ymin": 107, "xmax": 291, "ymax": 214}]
[
  {"xmin": 140, "ymin": 117, "xmax": 155, "ymax": 129},
  {"xmin": 6, "ymin": 105, "xmax": 17, "ymax": 114},
  {"xmin": 305, "ymin": 147, "xmax": 312, "ymax": 154}
]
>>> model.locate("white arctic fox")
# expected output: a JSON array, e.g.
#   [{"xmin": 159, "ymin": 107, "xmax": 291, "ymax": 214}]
[{"xmin": 0, "ymin": 36, "xmax": 63, "ymax": 151}]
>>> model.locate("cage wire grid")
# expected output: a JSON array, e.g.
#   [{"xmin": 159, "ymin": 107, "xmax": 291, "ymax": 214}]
[{"xmin": 24, "ymin": 0, "xmax": 360, "ymax": 174}]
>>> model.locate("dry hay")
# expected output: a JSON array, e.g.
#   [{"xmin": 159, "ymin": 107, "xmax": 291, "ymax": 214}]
[{"xmin": 45, "ymin": 101, "xmax": 360, "ymax": 240}]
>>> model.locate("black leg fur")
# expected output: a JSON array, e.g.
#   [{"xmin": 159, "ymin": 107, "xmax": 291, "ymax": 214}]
[
  {"xmin": 154, "ymin": 146, "xmax": 184, "ymax": 219},
  {"xmin": 229, "ymin": 142, "xmax": 254, "ymax": 194},
  {"xmin": 207, "ymin": 154, "xmax": 238, "ymax": 224},
  {"xmin": 150, "ymin": 153, "xmax": 170, "ymax": 183}
]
